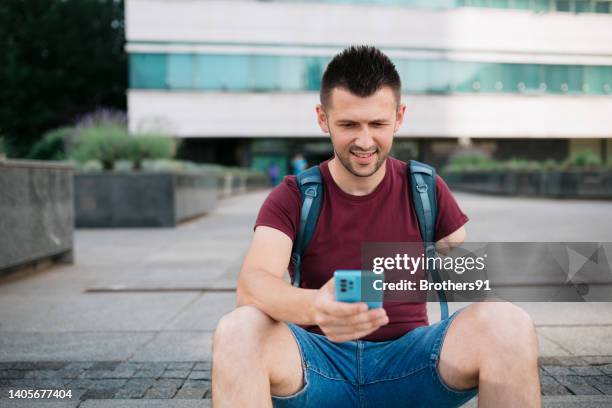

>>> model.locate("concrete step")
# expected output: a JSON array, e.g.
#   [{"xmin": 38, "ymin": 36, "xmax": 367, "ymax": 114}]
[
  {"xmin": 0, "ymin": 400, "xmax": 211, "ymax": 408},
  {"xmin": 2, "ymin": 396, "xmax": 611, "ymax": 407},
  {"xmin": 463, "ymin": 395, "xmax": 612, "ymax": 407}
]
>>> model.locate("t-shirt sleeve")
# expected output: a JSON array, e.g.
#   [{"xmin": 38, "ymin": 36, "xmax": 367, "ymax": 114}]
[
  {"xmin": 253, "ymin": 175, "xmax": 301, "ymax": 242},
  {"xmin": 434, "ymin": 175, "xmax": 469, "ymax": 241}
]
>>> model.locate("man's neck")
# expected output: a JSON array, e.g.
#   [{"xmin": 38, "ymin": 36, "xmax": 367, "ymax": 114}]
[{"xmin": 328, "ymin": 156, "xmax": 387, "ymax": 196}]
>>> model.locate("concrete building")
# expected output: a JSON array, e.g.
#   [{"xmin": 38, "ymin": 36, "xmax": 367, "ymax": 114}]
[{"xmin": 126, "ymin": 0, "xmax": 612, "ymax": 176}]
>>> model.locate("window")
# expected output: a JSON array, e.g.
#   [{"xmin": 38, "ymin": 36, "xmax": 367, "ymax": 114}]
[
  {"xmin": 468, "ymin": 0, "xmax": 489, "ymax": 7},
  {"xmin": 594, "ymin": 1, "xmax": 612, "ymax": 13},
  {"xmin": 500, "ymin": 64, "xmax": 519, "ymax": 93},
  {"xmin": 533, "ymin": 0, "xmax": 552, "ymax": 12},
  {"xmin": 515, "ymin": 64, "xmax": 542, "ymax": 92},
  {"xmin": 129, "ymin": 52, "xmax": 612, "ymax": 97},
  {"xmin": 276, "ymin": 57, "xmax": 305, "ymax": 91},
  {"xmin": 574, "ymin": 0, "xmax": 594, "ymax": 12},
  {"xmin": 429, "ymin": 60, "xmax": 452, "ymax": 93},
  {"xmin": 584, "ymin": 66, "xmax": 605, "ymax": 94},
  {"xmin": 511, "ymin": 0, "xmax": 532, "ymax": 10},
  {"xmin": 489, "ymin": 0, "xmax": 510, "ymax": 8},
  {"xmin": 249, "ymin": 56, "xmax": 278, "ymax": 91},
  {"xmin": 129, "ymin": 54, "xmax": 166, "ymax": 89},
  {"xmin": 273, "ymin": 0, "xmax": 610, "ymax": 12},
  {"xmin": 167, "ymin": 54, "xmax": 194, "ymax": 89},
  {"xmin": 402, "ymin": 60, "xmax": 431, "ymax": 93},
  {"xmin": 555, "ymin": 0, "xmax": 573, "ymax": 11},
  {"xmin": 450, "ymin": 61, "xmax": 481, "ymax": 92},
  {"xmin": 305, "ymin": 57, "xmax": 325, "ymax": 91},
  {"xmin": 546, "ymin": 65, "xmax": 568, "ymax": 93},
  {"xmin": 478, "ymin": 63, "xmax": 501, "ymax": 93},
  {"xmin": 566, "ymin": 65, "xmax": 583, "ymax": 93},
  {"xmin": 196, "ymin": 55, "xmax": 249, "ymax": 90}
]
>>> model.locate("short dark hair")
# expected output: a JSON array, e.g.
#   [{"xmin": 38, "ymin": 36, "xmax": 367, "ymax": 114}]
[{"xmin": 320, "ymin": 45, "xmax": 401, "ymax": 108}]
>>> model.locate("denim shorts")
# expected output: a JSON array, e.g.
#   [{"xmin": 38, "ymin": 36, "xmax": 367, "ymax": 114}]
[{"xmin": 272, "ymin": 307, "xmax": 478, "ymax": 408}]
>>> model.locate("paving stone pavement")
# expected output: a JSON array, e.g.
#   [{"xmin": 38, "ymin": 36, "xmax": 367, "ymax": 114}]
[
  {"xmin": 2, "ymin": 359, "xmax": 612, "ymax": 404},
  {"xmin": 0, "ymin": 361, "xmax": 211, "ymax": 403}
]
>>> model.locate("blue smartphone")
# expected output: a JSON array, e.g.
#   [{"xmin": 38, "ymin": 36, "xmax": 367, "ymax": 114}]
[{"xmin": 334, "ymin": 270, "xmax": 384, "ymax": 309}]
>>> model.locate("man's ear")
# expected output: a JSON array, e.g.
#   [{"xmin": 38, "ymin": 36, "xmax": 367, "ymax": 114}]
[
  {"xmin": 315, "ymin": 104, "xmax": 330, "ymax": 134},
  {"xmin": 394, "ymin": 103, "xmax": 407, "ymax": 133}
]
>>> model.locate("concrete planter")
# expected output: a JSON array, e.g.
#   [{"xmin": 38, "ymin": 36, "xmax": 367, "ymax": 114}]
[
  {"xmin": 0, "ymin": 159, "xmax": 74, "ymax": 273},
  {"xmin": 444, "ymin": 170, "xmax": 612, "ymax": 199},
  {"xmin": 75, "ymin": 170, "xmax": 219, "ymax": 228},
  {"xmin": 245, "ymin": 172, "xmax": 270, "ymax": 191},
  {"xmin": 218, "ymin": 171, "xmax": 269, "ymax": 198}
]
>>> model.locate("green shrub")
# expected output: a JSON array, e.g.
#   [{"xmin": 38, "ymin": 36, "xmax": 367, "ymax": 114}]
[
  {"xmin": 69, "ymin": 124, "xmax": 130, "ymax": 170},
  {"xmin": 563, "ymin": 149, "xmax": 601, "ymax": 169},
  {"xmin": 127, "ymin": 134, "xmax": 174, "ymax": 170},
  {"xmin": 72, "ymin": 159, "xmax": 103, "ymax": 172},
  {"xmin": 113, "ymin": 160, "xmax": 134, "ymax": 171},
  {"xmin": 444, "ymin": 153, "xmax": 496, "ymax": 172},
  {"xmin": 69, "ymin": 124, "xmax": 174, "ymax": 170},
  {"xmin": 540, "ymin": 159, "xmax": 561, "ymax": 171},
  {"xmin": 443, "ymin": 152, "xmax": 607, "ymax": 173},
  {"xmin": 499, "ymin": 158, "xmax": 542, "ymax": 172},
  {"xmin": 26, "ymin": 127, "xmax": 74, "ymax": 161},
  {"xmin": 141, "ymin": 159, "xmax": 223, "ymax": 173},
  {"xmin": 141, "ymin": 159, "xmax": 189, "ymax": 172}
]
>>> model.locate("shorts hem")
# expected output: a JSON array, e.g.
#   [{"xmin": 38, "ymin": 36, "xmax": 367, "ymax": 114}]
[
  {"xmin": 270, "ymin": 322, "xmax": 311, "ymax": 401},
  {"xmin": 362, "ymin": 364, "xmax": 430, "ymax": 385},
  {"xmin": 431, "ymin": 307, "xmax": 479, "ymax": 396}
]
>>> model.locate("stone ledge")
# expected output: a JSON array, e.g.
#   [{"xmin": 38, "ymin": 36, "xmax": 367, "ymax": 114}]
[{"xmin": 0, "ymin": 159, "xmax": 74, "ymax": 170}]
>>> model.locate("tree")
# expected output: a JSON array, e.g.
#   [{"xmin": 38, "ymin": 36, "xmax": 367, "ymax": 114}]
[{"xmin": 0, "ymin": 0, "xmax": 126, "ymax": 157}]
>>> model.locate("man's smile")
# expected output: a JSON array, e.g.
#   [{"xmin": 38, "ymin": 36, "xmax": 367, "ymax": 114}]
[{"xmin": 351, "ymin": 150, "xmax": 377, "ymax": 164}]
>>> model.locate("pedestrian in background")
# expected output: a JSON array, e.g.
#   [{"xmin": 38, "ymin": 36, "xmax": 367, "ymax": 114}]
[
  {"xmin": 267, "ymin": 162, "xmax": 280, "ymax": 186},
  {"xmin": 291, "ymin": 153, "xmax": 308, "ymax": 175}
]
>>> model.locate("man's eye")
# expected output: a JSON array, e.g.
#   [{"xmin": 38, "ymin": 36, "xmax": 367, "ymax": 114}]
[
  {"xmin": 371, "ymin": 123, "xmax": 385, "ymax": 127},
  {"xmin": 341, "ymin": 124, "xmax": 356, "ymax": 128}
]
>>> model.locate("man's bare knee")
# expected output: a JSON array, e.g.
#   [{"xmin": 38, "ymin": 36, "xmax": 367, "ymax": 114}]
[
  {"xmin": 213, "ymin": 305, "xmax": 275, "ymax": 358},
  {"xmin": 438, "ymin": 301, "xmax": 538, "ymax": 391},
  {"xmin": 212, "ymin": 305, "xmax": 304, "ymax": 397},
  {"xmin": 212, "ymin": 305, "xmax": 281, "ymax": 407},
  {"xmin": 474, "ymin": 301, "xmax": 538, "ymax": 363}
]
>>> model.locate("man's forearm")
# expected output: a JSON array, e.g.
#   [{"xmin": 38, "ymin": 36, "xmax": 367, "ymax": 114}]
[{"xmin": 236, "ymin": 269, "xmax": 318, "ymax": 326}]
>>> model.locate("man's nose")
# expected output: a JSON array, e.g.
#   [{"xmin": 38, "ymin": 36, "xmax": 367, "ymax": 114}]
[{"xmin": 354, "ymin": 126, "xmax": 375, "ymax": 151}]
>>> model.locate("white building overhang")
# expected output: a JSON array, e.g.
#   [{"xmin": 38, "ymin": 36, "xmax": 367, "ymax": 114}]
[{"xmin": 128, "ymin": 91, "xmax": 612, "ymax": 139}]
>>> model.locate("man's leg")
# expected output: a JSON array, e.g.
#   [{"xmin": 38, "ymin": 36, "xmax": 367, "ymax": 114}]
[
  {"xmin": 212, "ymin": 305, "xmax": 304, "ymax": 407},
  {"xmin": 437, "ymin": 301, "xmax": 541, "ymax": 407}
]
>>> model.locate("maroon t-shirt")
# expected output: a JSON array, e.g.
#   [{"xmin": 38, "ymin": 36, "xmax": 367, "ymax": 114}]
[{"xmin": 254, "ymin": 156, "xmax": 469, "ymax": 341}]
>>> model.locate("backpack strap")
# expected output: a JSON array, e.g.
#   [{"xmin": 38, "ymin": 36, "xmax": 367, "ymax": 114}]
[
  {"xmin": 291, "ymin": 160, "xmax": 449, "ymax": 321},
  {"xmin": 409, "ymin": 160, "xmax": 449, "ymax": 320},
  {"xmin": 291, "ymin": 165, "xmax": 323, "ymax": 287}
]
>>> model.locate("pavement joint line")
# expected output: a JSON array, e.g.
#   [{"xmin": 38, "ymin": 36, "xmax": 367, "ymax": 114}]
[
  {"xmin": 536, "ymin": 324, "xmax": 612, "ymax": 328},
  {"xmin": 123, "ymin": 331, "xmax": 165, "ymax": 363},
  {"xmin": 0, "ymin": 330, "xmax": 216, "ymax": 333},
  {"xmin": 158, "ymin": 291, "xmax": 207, "ymax": 332},
  {"xmin": 84, "ymin": 288, "xmax": 236, "ymax": 293},
  {"xmin": 537, "ymin": 331, "xmax": 579, "ymax": 358}
]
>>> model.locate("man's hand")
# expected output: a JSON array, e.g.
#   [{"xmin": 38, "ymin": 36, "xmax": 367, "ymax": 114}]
[{"xmin": 312, "ymin": 277, "xmax": 389, "ymax": 343}]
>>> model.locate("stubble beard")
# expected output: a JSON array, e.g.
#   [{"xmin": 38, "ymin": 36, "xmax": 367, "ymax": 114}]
[{"xmin": 331, "ymin": 135, "xmax": 389, "ymax": 178}]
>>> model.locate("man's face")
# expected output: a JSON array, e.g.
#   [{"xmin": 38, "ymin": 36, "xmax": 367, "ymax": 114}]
[{"xmin": 316, "ymin": 86, "xmax": 406, "ymax": 178}]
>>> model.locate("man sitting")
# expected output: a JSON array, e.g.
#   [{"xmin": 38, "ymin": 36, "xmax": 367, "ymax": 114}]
[{"xmin": 212, "ymin": 45, "xmax": 540, "ymax": 408}]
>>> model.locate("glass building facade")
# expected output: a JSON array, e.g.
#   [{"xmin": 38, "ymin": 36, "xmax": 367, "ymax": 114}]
[
  {"xmin": 130, "ymin": 53, "xmax": 612, "ymax": 95},
  {"xmin": 276, "ymin": 0, "xmax": 612, "ymax": 13}
]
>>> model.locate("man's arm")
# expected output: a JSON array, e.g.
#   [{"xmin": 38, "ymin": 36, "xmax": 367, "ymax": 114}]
[
  {"xmin": 436, "ymin": 225, "xmax": 466, "ymax": 256},
  {"xmin": 236, "ymin": 225, "xmax": 318, "ymax": 325},
  {"xmin": 236, "ymin": 225, "xmax": 387, "ymax": 341}
]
